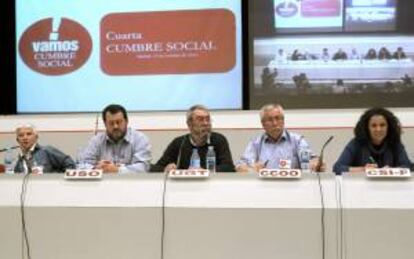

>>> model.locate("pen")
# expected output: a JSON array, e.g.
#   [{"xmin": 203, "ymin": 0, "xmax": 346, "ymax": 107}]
[{"xmin": 368, "ymin": 156, "xmax": 376, "ymax": 164}]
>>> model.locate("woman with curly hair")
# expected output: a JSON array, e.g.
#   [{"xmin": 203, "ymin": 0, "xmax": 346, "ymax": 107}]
[{"xmin": 333, "ymin": 108, "xmax": 412, "ymax": 175}]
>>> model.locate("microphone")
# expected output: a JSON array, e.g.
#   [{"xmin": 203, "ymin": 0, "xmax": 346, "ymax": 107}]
[
  {"xmin": 94, "ymin": 113, "xmax": 99, "ymax": 136},
  {"xmin": 176, "ymin": 135, "xmax": 188, "ymax": 169},
  {"xmin": 22, "ymin": 153, "xmax": 33, "ymax": 174},
  {"xmin": 316, "ymin": 136, "xmax": 334, "ymax": 171},
  {"xmin": 0, "ymin": 146, "xmax": 19, "ymax": 153}
]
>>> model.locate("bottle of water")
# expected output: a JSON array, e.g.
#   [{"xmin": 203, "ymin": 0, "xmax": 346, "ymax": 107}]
[
  {"xmin": 299, "ymin": 148, "xmax": 311, "ymax": 173},
  {"xmin": 206, "ymin": 146, "xmax": 216, "ymax": 173},
  {"xmin": 4, "ymin": 148, "xmax": 14, "ymax": 174},
  {"xmin": 76, "ymin": 147, "xmax": 85, "ymax": 169},
  {"xmin": 190, "ymin": 148, "xmax": 200, "ymax": 169}
]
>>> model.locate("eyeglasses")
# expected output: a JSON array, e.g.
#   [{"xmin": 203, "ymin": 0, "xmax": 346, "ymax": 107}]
[
  {"xmin": 262, "ymin": 116, "xmax": 284, "ymax": 123},
  {"xmin": 193, "ymin": 116, "xmax": 211, "ymax": 123},
  {"xmin": 107, "ymin": 119, "xmax": 125, "ymax": 127}
]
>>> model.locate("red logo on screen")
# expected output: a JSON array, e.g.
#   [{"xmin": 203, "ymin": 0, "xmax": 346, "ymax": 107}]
[
  {"xmin": 275, "ymin": 2, "xmax": 298, "ymax": 17},
  {"xmin": 301, "ymin": 0, "xmax": 341, "ymax": 17},
  {"xmin": 100, "ymin": 9, "xmax": 236, "ymax": 75},
  {"xmin": 19, "ymin": 18, "xmax": 92, "ymax": 75}
]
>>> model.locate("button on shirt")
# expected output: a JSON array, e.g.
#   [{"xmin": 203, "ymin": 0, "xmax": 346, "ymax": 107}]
[
  {"xmin": 237, "ymin": 130, "xmax": 311, "ymax": 169},
  {"xmin": 82, "ymin": 128, "xmax": 152, "ymax": 173}
]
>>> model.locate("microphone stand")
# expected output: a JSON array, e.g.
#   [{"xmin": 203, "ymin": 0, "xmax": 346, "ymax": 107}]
[
  {"xmin": 23, "ymin": 155, "xmax": 33, "ymax": 174},
  {"xmin": 94, "ymin": 113, "xmax": 99, "ymax": 136},
  {"xmin": 316, "ymin": 136, "xmax": 334, "ymax": 172},
  {"xmin": 0, "ymin": 146, "xmax": 19, "ymax": 153}
]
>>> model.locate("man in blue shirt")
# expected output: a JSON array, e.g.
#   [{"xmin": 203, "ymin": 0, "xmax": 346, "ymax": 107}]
[
  {"xmin": 82, "ymin": 104, "xmax": 152, "ymax": 173},
  {"xmin": 236, "ymin": 103, "xmax": 323, "ymax": 172}
]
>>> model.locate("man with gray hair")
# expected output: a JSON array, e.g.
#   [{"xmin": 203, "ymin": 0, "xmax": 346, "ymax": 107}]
[
  {"xmin": 13, "ymin": 124, "xmax": 75, "ymax": 173},
  {"xmin": 151, "ymin": 104, "xmax": 234, "ymax": 172},
  {"xmin": 236, "ymin": 103, "xmax": 324, "ymax": 172}
]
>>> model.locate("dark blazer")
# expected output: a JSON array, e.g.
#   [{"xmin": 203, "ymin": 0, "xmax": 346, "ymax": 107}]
[
  {"xmin": 151, "ymin": 132, "xmax": 235, "ymax": 172},
  {"xmin": 333, "ymin": 139, "xmax": 412, "ymax": 175}
]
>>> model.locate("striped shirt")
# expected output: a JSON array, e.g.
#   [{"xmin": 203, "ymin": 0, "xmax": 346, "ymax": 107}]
[{"xmin": 237, "ymin": 130, "xmax": 312, "ymax": 169}]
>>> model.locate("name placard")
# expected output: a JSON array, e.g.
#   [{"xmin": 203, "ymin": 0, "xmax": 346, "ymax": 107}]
[
  {"xmin": 258, "ymin": 169, "xmax": 302, "ymax": 179},
  {"xmin": 169, "ymin": 169, "xmax": 210, "ymax": 179},
  {"xmin": 32, "ymin": 166, "xmax": 44, "ymax": 175},
  {"xmin": 365, "ymin": 168, "xmax": 411, "ymax": 178},
  {"xmin": 64, "ymin": 169, "xmax": 103, "ymax": 180}
]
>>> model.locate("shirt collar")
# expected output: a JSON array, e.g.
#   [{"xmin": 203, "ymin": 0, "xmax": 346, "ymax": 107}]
[
  {"xmin": 189, "ymin": 133, "xmax": 211, "ymax": 147},
  {"xmin": 263, "ymin": 130, "xmax": 287, "ymax": 143},
  {"xmin": 19, "ymin": 143, "xmax": 38, "ymax": 157},
  {"xmin": 105, "ymin": 128, "xmax": 132, "ymax": 144}
]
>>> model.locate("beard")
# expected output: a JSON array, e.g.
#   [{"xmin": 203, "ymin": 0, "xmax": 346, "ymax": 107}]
[
  {"xmin": 108, "ymin": 128, "xmax": 126, "ymax": 142},
  {"xmin": 195, "ymin": 126, "xmax": 211, "ymax": 137},
  {"xmin": 191, "ymin": 125, "xmax": 211, "ymax": 144},
  {"xmin": 267, "ymin": 127, "xmax": 283, "ymax": 140}
]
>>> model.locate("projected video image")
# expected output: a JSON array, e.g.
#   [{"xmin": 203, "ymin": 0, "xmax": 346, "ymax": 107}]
[
  {"xmin": 250, "ymin": 0, "xmax": 414, "ymax": 109},
  {"xmin": 252, "ymin": 35, "xmax": 414, "ymax": 108},
  {"xmin": 255, "ymin": 35, "xmax": 414, "ymax": 87},
  {"xmin": 345, "ymin": 0, "xmax": 397, "ymax": 31}
]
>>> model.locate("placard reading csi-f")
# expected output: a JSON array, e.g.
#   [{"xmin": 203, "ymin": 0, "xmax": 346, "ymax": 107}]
[
  {"xmin": 366, "ymin": 168, "xmax": 411, "ymax": 178},
  {"xmin": 100, "ymin": 9, "xmax": 236, "ymax": 75}
]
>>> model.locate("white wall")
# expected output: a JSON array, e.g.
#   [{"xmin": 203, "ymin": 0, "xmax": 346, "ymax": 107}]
[
  {"xmin": 1, "ymin": 108, "xmax": 414, "ymax": 169},
  {"xmin": 2, "ymin": 108, "xmax": 414, "ymax": 131}
]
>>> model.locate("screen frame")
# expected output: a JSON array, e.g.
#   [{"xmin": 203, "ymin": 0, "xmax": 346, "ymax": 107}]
[{"xmin": 11, "ymin": 0, "xmax": 249, "ymax": 114}]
